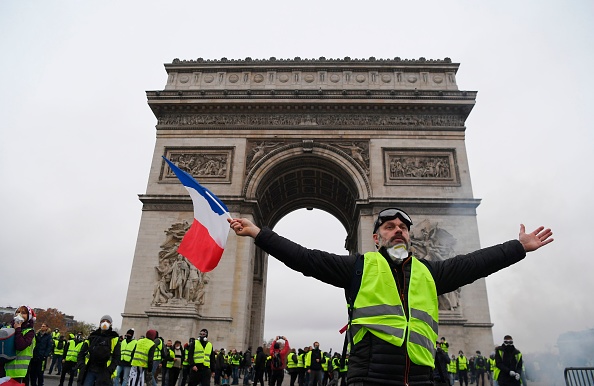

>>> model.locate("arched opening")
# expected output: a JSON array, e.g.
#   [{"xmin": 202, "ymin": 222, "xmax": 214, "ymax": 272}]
[{"xmin": 263, "ymin": 208, "xmax": 349, "ymax": 352}]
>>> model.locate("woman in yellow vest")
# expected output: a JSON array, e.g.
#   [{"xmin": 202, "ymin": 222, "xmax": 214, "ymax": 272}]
[
  {"xmin": 2, "ymin": 305, "xmax": 36, "ymax": 383},
  {"xmin": 228, "ymin": 209, "xmax": 553, "ymax": 386}
]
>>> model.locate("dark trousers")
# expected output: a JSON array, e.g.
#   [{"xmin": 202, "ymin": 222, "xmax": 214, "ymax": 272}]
[
  {"xmin": 29, "ymin": 357, "xmax": 46, "ymax": 386},
  {"xmin": 169, "ymin": 367, "xmax": 181, "ymax": 386},
  {"xmin": 269, "ymin": 370, "xmax": 284, "ymax": 386},
  {"xmin": 458, "ymin": 370, "xmax": 468, "ymax": 386},
  {"xmin": 288, "ymin": 370, "xmax": 298, "ymax": 386},
  {"xmin": 476, "ymin": 371, "xmax": 486, "ymax": 386},
  {"xmin": 188, "ymin": 367, "xmax": 211, "ymax": 386},
  {"xmin": 180, "ymin": 366, "xmax": 190, "ymax": 386},
  {"xmin": 59, "ymin": 361, "xmax": 78, "ymax": 386},
  {"xmin": 253, "ymin": 369, "xmax": 265, "ymax": 386}
]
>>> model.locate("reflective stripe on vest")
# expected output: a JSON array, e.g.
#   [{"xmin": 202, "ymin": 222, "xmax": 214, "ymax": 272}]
[
  {"xmin": 154, "ymin": 340, "xmax": 162, "ymax": 361},
  {"xmin": 121, "ymin": 339, "xmax": 137, "ymax": 362},
  {"xmin": 5, "ymin": 328, "xmax": 35, "ymax": 378},
  {"xmin": 458, "ymin": 356, "xmax": 468, "ymax": 370},
  {"xmin": 193, "ymin": 341, "xmax": 213, "ymax": 368},
  {"xmin": 321, "ymin": 357, "xmax": 328, "ymax": 371},
  {"xmin": 65, "ymin": 341, "xmax": 82, "ymax": 362},
  {"xmin": 350, "ymin": 252, "xmax": 439, "ymax": 368},
  {"xmin": 166, "ymin": 349, "xmax": 175, "ymax": 368},
  {"xmin": 131, "ymin": 338, "xmax": 155, "ymax": 368}
]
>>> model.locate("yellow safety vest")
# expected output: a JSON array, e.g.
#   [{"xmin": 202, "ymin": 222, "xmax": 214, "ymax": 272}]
[
  {"xmin": 120, "ymin": 339, "xmax": 138, "ymax": 362},
  {"xmin": 166, "ymin": 348, "xmax": 175, "ymax": 368},
  {"xmin": 489, "ymin": 358, "xmax": 497, "ymax": 379},
  {"xmin": 457, "ymin": 356, "xmax": 468, "ymax": 370},
  {"xmin": 65, "ymin": 340, "xmax": 82, "ymax": 362},
  {"xmin": 153, "ymin": 340, "xmax": 163, "ymax": 361},
  {"xmin": 192, "ymin": 341, "xmax": 213, "ymax": 368},
  {"xmin": 350, "ymin": 253, "xmax": 439, "ymax": 368},
  {"xmin": 321, "ymin": 356, "xmax": 329, "ymax": 371},
  {"xmin": 5, "ymin": 328, "xmax": 35, "ymax": 379},
  {"xmin": 297, "ymin": 353, "xmax": 305, "ymax": 368},
  {"xmin": 131, "ymin": 338, "xmax": 155, "ymax": 368},
  {"xmin": 448, "ymin": 359, "xmax": 457, "ymax": 373},
  {"xmin": 54, "ymin": 339, "xmax": 65, "ymax": 356},
  {"xmin": 286, "ymin": 353, "xmax": 298, "ymax": 369}
]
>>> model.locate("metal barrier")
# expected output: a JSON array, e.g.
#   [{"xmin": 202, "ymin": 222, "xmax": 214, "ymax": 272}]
[{"xmin": 565, "ymin": 367, "xmax": 594, "ymax": 386}]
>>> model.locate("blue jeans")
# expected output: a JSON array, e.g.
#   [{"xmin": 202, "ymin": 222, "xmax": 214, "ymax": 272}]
[
  {"xmin": 152, "ymin": 363, "xmax": 160, "ymax": 386},
  {"xmin": 115, "ymin": 365, "xmax": 132, "ymax": 386},
  {"xmin": 83, "ymin": 370, "xmax": 100, "ymax": 386}
]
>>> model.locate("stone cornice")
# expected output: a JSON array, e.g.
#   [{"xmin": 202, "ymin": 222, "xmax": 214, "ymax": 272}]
[{"xmin": 167, "ymin": 56, "xmax": 457, "ymax": 69}]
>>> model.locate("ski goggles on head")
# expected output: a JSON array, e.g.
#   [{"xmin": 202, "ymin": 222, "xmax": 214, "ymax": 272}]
[{"xmin": 373, "ymin": 208, "xmax": 413, "ymax": 234}]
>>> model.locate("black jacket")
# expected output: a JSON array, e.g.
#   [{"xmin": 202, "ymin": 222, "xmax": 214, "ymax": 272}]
[
  {"xmin": 495, "ymin": 345, "xmax": 522, "ymax": 385},
  {"xmin": 254, "ymin": 227, "xmax": 526, "ymax": 386}
]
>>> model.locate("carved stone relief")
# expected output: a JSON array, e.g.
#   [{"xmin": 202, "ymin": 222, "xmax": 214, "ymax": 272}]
[
  {"xmin": 330, "ymin": 141, "xmax": 370, "ymax": 173},
  {"xmin": 245, "ymin": 141, "xmax": 285, "ymax": 174},
  {"xmin": 157, "ymin": 113, "xmax": 465, "ymax": 128},
  {"xmin": 410, "ymin": 219, "xmax": 460, "ymax": 311},
  {"xmin": 152, "ymin": 222, "xmax": 210, "ymax": 307},
  {"xmin": 384, "ymin": 149, "xmax": 459, "ymax": 186},
  {"xmin": 161, "ymin": 148, "xmax": 233, "ymax": 182}
]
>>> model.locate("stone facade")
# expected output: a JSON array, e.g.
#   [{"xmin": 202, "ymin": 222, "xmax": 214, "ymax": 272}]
[{"xmin": 122, "ymin": 57, "xmax": 494, "ymax": 356}]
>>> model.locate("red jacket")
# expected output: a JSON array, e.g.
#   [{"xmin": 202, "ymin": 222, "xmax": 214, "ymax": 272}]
[{"xmin": 270, "ymin": 338, "xmax": 290, "ymax": 370}]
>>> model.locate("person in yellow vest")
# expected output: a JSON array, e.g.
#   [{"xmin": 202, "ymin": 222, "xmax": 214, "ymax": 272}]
[
  {"xmin": 337, "ymin": 354, "xmax": 347, "ymax": 386},
  {"xmin": 494, "ymin": 335, "xmax": 522, "ymax": 386},
  {"xmin": 447, "ymin": 355, "xmax": 457, "ymax": 386},
  {"xmin": 77, "ymin": 315, "xmax": 121, "ymax": 386},
  {"xmin": 320, "ymin": 352, "xmax": 330, "ymax": 386},
  {"xmin": 488, "ymin": 352, "xmax": 497, "ymax": 386},
  {"xmin": 48, "ymin": 334, "xmax": 66, "ymax": 375},
  {"xmin": 116, "ymin": 329, "xmax": 137, "ymax": 386},
  {"xmin": 161, "ymin": 340, "xmax": 175, "ymax": 386},
  {"xmin": 212, "ymin": 345, "xmax": 224, "ymax": 386},
  {"xmin": 59, "ymin": 333, "xmax": 83, "ymax": 386},
  {"xmin": 129, "ymin": 329, "xmax": 157, "ymax": 386},
  {"xmin": 456, "ymin": 350, "xmax": 469, "ymax": 386},
  {"xmin": 2, "ymin": 305, "xmax": 36, "ymax": 383},
  {"xmin": 474, "ymin": 350, "xmax": 488, "ymax": 386},
  {"xmin": 48, "ymin": 328, "xmax": 61, "ymax": 374},
  {"xmin": 296, "ymin": 348, "xmax": 306, "ymax": 386},
  {"xmin": 285, "ymin": 349, "xmax": 299, "ymax": 386},
  {"xmin": 327, "ymin": 353, "xmax": 341, "ymax": 386},
  {"xmin": 228, "ymin": 209, "xmax": 554, "ymax": 386},
  {"xmin": 440, "ymin": 337, "xmax": 449, "ymax": 355},
  {"xmin": 304, "ymin": 342, "xmax": 323, "ymax": 386},
  {"xmin": 150, "ymin": 332, "xmax": 164, "ymax": 386},
  {"xmin": 188, "ymin": 328, "xmax": 215, "ymax": 386},
  {"xmin": 169, "ymin": 340, "xmax": 184, "ymax": 386}
]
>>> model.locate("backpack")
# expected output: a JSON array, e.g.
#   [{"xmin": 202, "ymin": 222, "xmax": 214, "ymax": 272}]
[
  {"xmin": 88, "ymin": 335, "xmax": 113, "ymax": 365},
  {"xmin": 475, "ymin": 356, "xmax": 485, "ymax": 368},
  {"xmin": 272, "ymin": 351, "xmax": 282, "ymax": 368}
]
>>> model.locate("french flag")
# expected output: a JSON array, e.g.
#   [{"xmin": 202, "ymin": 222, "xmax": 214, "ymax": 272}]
[
  {"xmin": 0, "ymin": 377, "xmax": 24, "ymax": 386},
  {"xmin": 163, "ymin": 157, "xmax": 230, "ymax": 272}
]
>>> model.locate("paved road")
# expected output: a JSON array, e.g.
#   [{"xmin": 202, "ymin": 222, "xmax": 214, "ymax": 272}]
[{"xmin": 42, "ymin": 372, "xmax": 558, "ymax": 386}]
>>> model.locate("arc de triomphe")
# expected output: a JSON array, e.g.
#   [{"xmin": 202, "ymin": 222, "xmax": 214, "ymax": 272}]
[{"xmin": 122, "ymin": 56, "xmax": 494, "ymax": 354}]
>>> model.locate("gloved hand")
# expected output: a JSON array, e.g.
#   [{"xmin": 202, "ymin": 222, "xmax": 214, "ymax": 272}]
[
  {"xmin": 515, "ymin": 373, "xmax": 521, "ymax": 381},
  {"xmin": 509, "ymin": 371, "xmax": 516, "ymax": 377}
]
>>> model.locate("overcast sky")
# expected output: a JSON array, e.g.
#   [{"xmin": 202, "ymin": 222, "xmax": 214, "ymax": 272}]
[{"xmin": 1, "ymin": 0, "xmax": 593, "ymax": 355}]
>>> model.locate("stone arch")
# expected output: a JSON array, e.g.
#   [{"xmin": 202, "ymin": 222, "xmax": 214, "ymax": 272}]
[{"xmin": 244, "ymin": 143, "xmax": 370, "ymax": 234}]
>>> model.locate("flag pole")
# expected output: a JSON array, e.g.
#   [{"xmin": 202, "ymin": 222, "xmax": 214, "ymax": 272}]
[{"xmin": 203, "ymin": 190, "xmax": 233, "ymax": 220}]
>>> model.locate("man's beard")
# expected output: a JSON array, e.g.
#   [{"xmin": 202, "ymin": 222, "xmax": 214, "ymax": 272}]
[{"xmin": 377, "ymin": 233, "xmax": 410, "ymax": 250}]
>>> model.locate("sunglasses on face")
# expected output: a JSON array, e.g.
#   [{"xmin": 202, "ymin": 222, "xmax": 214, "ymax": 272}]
[{"xmin": 373, "ymin": 208, "xmax": 413, "ymax": 233}]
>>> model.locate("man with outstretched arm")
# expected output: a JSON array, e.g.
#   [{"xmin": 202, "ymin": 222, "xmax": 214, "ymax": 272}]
[{"xmin": 228, "ymin": 207, "xmax": 553, "ymax": 386}]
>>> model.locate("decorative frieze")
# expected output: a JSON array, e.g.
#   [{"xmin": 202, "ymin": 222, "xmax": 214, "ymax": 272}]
[
  {"xmin": 383, "ymin": 148, "xmax": 459, "ymax": 186},
  {"xmin": 158, "ymin": 113, "xmax": 464, "ymax": 128},
  {"xmin": 161, "ymin": 148, "xmax": 234, "ymax": 183}
]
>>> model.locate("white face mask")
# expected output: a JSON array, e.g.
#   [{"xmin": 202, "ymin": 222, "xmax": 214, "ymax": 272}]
[
  {"xmin": 100, "ymin": 322, "xmax": 111, "ymax": 331},
  {"xmin": 387, "ymin": 244, "xmax": 408, "ymax": 263},
  {"xmin": 14, "ymin": 314, "xmax": 25, "ymax": 323}
]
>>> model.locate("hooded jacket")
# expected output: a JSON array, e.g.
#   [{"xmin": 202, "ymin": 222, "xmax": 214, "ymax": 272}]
[{"xmin": 254, "ymin": 227, "xmax": 526, "ymax": 386}]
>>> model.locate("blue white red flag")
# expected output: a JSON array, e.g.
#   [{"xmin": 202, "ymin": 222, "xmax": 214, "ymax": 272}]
[{"xmin": 163, "ymin": 157, "xmax": 230, "ymax": 272}]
